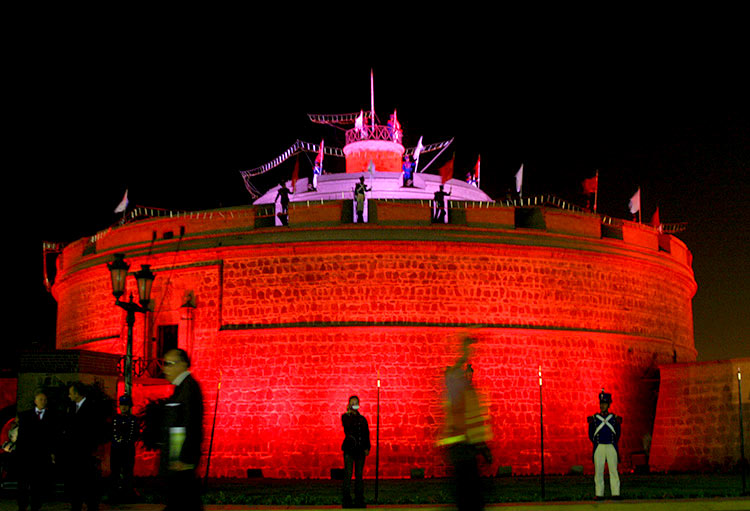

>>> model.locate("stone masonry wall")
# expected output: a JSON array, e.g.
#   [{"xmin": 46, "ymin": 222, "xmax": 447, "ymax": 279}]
[
  {"xmin": 650, "ymin": 358, "xmax": 750, "ymax": 472},
  {"xmin": 220, "ymin": 241, "xmax": 696, "ymax": 351},
  {"xmin": 50, "ymin": 210, "xmax": 697, "ymax": 478},
  {"xmin": 185, "ymin": 327, "xmax": 669, "ymax": 478}
]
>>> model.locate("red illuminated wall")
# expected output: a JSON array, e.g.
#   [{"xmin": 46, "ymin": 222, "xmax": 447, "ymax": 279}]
[
  {"xmin": 51, "ymin": 202, "xmax": 697, "ymax": 477},
  {"xmin": 344, "ymin": 141, "xmax": 404, "ymax": 173},
  {"xmin": 650, "ymin": 359, "xmax": 749, "ymax": 472}
]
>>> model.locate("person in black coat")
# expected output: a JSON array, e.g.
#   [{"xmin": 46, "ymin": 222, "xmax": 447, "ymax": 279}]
[
  {"xmin": 15, "ymin": 389, "xmax": 59, "ymax": 511},
  {"xmin": 341, "ymin": 395, "xmax": 370, "ymax": 508},
  {"xmin": 65, "ymin": 382, "xmax": 106, "ymax": 511},
  {"xmin": 161, "ymin": 348, "xmax": 204, "ymax": 511}
]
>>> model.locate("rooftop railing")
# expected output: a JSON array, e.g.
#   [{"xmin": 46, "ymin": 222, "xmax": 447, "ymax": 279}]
[{"xmin": 345, "ymin": 124, "xmax": 403, "ymax": 145}]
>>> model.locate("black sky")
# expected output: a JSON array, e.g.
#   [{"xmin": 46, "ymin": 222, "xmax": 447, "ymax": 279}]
[{"xmin": 9, "ymin": 22, "xmax": 748, "ymax": 363}]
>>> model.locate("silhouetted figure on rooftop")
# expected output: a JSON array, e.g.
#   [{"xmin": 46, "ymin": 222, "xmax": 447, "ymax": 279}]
[
  {"xmin": 275, "ymin": 182, "xmax": 291, "ymax": 226},
  {"xmin": 354, "ymin": 177, "xmax": 371, "ymax": 223},
  {"xmin": 433, "ymin": 185, "xmax": 451, "ymax": 223}
]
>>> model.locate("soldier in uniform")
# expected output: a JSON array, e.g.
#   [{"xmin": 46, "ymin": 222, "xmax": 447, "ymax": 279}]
[
  {"xmin": 587, "ymin": 389, "xmax": 622, "ymax": 500},
  {"xmin": 110, "ymin": 394, "xmax": 139, "ymax": 502},
  {"xmin": 354, "ymin": 177, "xmax": 371, "ymax": 224}
]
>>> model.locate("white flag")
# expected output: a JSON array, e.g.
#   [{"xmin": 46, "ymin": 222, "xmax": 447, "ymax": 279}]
[
  {"xmin": 355, "ymin": 110, "xmax": 364, "ymax": 133},
  {"xmin": 515, "ymin": 164, "xmax": 524, "ymax": 194},
  {"xmin": 629, "ymin": 188, "xmax": 641, "ymax": 214},
  {"xmin": 413, "ymin": 136, "xmax": 424, "ymax": 162},
  {"xmin": 114, "ymin": 189, "xmax": 129, "ymax": 213}
]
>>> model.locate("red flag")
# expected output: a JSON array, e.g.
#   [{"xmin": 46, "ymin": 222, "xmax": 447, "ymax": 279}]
[
  {"xmin": 651, "ymin": 207, "xmax": 662, "ymax": 231},
  {"xmin": 582, "ymin": 174, "xmax": 598, "ymax": 194},
  {"xmin": 291, "ymin": 156, "xmax": 299, "ymax": 193},
  {"xmin": 474, "ymin": 155, "xmax": 481, "ymax": 186},
  {"xmin": 315, "ymin": 139, "xmax": 324, "ymax": 165},
  {"xmin": 439, "ymin": 154, "xmax": 454, "ymax": 184}
]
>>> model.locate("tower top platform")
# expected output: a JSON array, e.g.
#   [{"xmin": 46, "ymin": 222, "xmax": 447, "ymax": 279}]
[{"xmin": 254, "ymin": 170, "xmax": 492, "ymax": 205}]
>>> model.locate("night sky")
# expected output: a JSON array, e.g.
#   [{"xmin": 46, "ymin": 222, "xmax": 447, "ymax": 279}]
[{"xmin": 10, "ymin": 27, "xmax": 748, "ymax": 364}]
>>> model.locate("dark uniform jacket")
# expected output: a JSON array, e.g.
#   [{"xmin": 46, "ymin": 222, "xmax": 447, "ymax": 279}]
[
  {"xmin": 341, "ymin": 412, "xmax": 370, "ymax": 455},
  {"xmin": 112, "ymin": 413, "xmax": 139, "ymax": 448},
  {"xmin": 161, "ymin": 372, "xmax": 204, "ymax": 469},
  {"xmin": 587, "ymin": 412, "xmax": 622, "ymax": 458}
]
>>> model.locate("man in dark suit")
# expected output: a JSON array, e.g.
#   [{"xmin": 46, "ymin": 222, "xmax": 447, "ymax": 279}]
[
  {"xmin": 15, "ymin": 389, "xmax": 59, "ymax": 511},
  {"xmin": 161, "ymin": 348, "xmax": 204, "ymax": 511},
  {"xmin": 65, "ymin": 382, "xmax": 104, "ymax": 511}
]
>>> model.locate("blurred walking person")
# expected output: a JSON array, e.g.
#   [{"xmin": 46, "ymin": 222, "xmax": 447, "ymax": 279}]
[
  {"xmin": 438, "ymin": 335, "xmax": 492, "ymax": 511},
  {"xmin": 161, "ymin": 348, "xmax": 204, "ymax": 511}
]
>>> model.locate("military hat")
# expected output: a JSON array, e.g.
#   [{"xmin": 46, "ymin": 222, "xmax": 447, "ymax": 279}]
[
  {"xmin": 119, "ymin": 394, "xmax": 133, "ymax": 406},
  {"xmin": 599, "ymin": 389, "xmax": 612, "ymax": 404}
]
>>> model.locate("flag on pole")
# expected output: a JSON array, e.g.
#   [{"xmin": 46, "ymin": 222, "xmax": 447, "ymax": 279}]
[
  {"xmin": 414, "ymin": 136, "xmax": 424, "ymax": 163},
  {"xmin": 315, "ymin": 139, "xmax": 325, "ymax": 166},
  {"xmin": 582, "ymin": 174, "xmax": 598, "ymax": 194},
  {"xmin": 439, "ymin": 154, "xmax": 454, "ymax": 184},
  {"xmin": 370, "ymin": 69, "xmax": 375, "ymax": 130},
  {"xmin": 651, "ymin": 207, "xmax": 662, "ymax": 232},
  {"xmin": 629, "ymin": 187, "xmax": 641, "ymax": 214},
  {"xmin": 474, "ymin": 155, "xmax": 481, "ymax": 187},
  {"xmin": 515, "ymin": 164, "xmax": 524, "ymax": 195},
  {"xmin": 114, "ymin": 189, "xmax": 129, "ymax": 214},
  {"xmin": 388, "ymin": 109, "xmax": 401, "ymax": 141},
  {"xmin": 355, "ymin": 110, "xmax": 364, "ymax": 135},
  {"xmin": 291, "ymin": 156, "xmax": 299, "ymax": 193},
  {"xmin": 312, "ymin": 139, "xmax": 324, "ymax": 190},
  {"xmin": 466, "ymin": 156, "xmax": 480, "ymax": 187}
]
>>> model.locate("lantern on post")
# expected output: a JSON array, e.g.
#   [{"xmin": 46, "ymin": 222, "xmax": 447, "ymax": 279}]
[{"xmin": 107, "ymin": 253, "xmax": 156, "ymax": 398}]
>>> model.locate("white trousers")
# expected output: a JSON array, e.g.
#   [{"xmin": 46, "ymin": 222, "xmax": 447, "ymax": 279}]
[{"xmin": 594, "ymin": 443, "xmax": 620, "ymax": 497}]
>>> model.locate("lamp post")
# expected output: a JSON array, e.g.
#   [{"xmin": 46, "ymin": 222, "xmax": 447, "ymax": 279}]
[{"xmin": 107, "ymin": 253, "xmax": 155, "ymax": 398}]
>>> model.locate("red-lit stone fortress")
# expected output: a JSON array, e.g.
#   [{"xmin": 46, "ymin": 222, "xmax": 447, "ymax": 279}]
[{"xmin": 49, "ymin": 107, "xmax": 697, "ymax": 478}]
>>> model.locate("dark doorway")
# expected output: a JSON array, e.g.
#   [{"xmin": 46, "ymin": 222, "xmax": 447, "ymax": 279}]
[{"xmin": 157, "ymin": 325, "xmax": 178, "ymax": 360}]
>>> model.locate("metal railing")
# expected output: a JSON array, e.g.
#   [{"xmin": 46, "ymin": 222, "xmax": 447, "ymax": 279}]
[
  {"xmin": 345, "ymin": 124, "xmax": 403, "ymax": 145},
  {"xmin": 117, "ymin": 356, "xmax": 162, "ymax": 379}
]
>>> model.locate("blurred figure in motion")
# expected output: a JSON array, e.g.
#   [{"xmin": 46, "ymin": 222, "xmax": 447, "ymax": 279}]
[{"xmin": 438, "ymin": 335, "xmax": 492, "ymax": 511}]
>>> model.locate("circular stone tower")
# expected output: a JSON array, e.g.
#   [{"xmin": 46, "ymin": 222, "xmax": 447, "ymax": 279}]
[{"xmin": 50, "ymin": 198, "xmax": 697, "ymax": 478}]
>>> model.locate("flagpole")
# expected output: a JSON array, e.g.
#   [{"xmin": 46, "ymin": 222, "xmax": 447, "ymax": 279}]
[
  {"xmin": 593, "ymin": 170, "xmax": 599, "ymax": 213},
  {"xmin": 370, "ymin": 69, "xmax": 375, "ymax": 131},
  {"xmin": 477, "ymin": 155, "xmax": 481, "ymax": 188}
]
